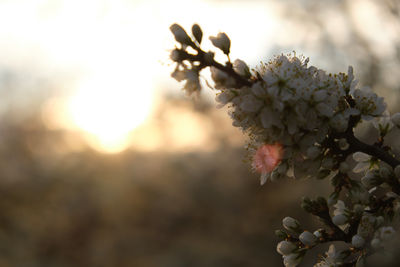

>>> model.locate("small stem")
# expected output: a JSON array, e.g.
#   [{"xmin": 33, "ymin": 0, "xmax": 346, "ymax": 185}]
[
  {"xmin": 177, "ymin": 48, "xmax": 253, "ymax": 88},
  {"xmin": 344, "ymin": 130, "xmax": 400, "ymax": 195},
  {"xmin": 346, "ymin": 132, "xmax": 400, "ymax": 169}
]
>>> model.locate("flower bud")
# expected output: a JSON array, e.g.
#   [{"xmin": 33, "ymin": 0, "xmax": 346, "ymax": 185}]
[
  {"xmin": 191, "ymin": 24, "xmax": 203, "ymax": 44},
  {"xmin": 233, "ymin": 59, "xmax": 250, "ymax": 78},
  {"xmin": 277, "ymin": 241, "xmax": 297, "ymax": 255},
  {"xmin": 282, "ymin": 217, "xmax": 300, "ymax": 232},
  {"xmin": 170, "ymin": 24, "xmax": 193, "ymax": 46},
  {"xmin": 352, "ymin": 235, "xmax": 365, "ymax": 248},
  {"xmin": 313, "ymin": 229, "xmax": 323, "ymax": 239},
  {"xmin": 332, "ymin": 214, "xmax": 347, "ymax": 226},
  {"xmin": 209, "ymin": 32, "xmax": 231, "ymax": 55},
  {"xmin": 170, "ymin": 49, "xmax": 181, "ymax": 62},
  {"xmin": 299, "ymin": 231, "xmax": 317, "ymax": 246}
]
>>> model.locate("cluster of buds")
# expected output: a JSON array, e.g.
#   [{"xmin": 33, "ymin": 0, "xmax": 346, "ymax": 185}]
[{"xmin": 169, "ymin": 23, "xmax": 400, "ymax": 266}]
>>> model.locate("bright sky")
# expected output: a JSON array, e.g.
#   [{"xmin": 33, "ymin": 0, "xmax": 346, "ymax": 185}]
[
  {"xmin": 0, "ymin": 0, "xmax": 282, "ymax": 153},
  {"xmin": 0, "ymin": 0, "xmax": 392, "ymax": 153}
]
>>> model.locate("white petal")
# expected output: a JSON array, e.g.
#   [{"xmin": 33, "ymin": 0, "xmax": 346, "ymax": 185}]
[{"xmin": 353, "ymin": 152, "xmax": 370, "ymax": 162}]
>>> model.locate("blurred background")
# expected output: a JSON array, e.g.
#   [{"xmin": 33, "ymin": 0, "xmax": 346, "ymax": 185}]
[{"xmin": 1, "ymin": 0, "xmax": 400, "ymax": 266}]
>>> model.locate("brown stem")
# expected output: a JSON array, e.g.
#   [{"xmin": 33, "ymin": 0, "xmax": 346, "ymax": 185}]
[{"xmin": 176, "ymin": 48, "xmax": 253, "ymax": 88}]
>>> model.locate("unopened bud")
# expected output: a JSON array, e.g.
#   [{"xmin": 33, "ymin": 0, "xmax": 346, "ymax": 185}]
[
  {"xmin": 170, "ymin": 24, "xmax": 193, "ymax": 46},
  {"xmin": 299, "ymin": 231, "xmax": 317, "ymax": 246},
  {"xmin": 351, "ymin": 235, "xmax": 365, "ymax": 248},
  {"xmin": 332, "ymin": 214, "xmax": 347, "ymax": 226},
  {"xmin": 282, "ymin": 217, "xmax": 300, "ymax": 232},
  {"xmin": 209, "ymin": 32, "xmax": 231, "ymax": 55},
  {"xmin": 170, "ymin": 49, "xmax": 181, "ymax": 62},
  {"xmin": 233, "ymin": 59, "xmax": 250, "ymax": 78},
  {"xmin": 277, "ymin": 241, "xmax": 297, "ymax": 255},
  {"xmin": 313, "ymin": 229, "xmax": 323, "ymax": 239},
  {"xmin": 191, "ymin": 24, "xmax": 203, "ymax": 44}
]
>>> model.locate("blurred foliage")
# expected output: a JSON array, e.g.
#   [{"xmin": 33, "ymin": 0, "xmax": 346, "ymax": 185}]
[{"xmin": 0, "ymin": 106, "xmax": 314, "ymax": 267}]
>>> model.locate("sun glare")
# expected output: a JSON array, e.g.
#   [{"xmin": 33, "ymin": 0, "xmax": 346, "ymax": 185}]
[
  {"xmin": 68, "ymin": 72, "xmax": 153, "ymax": 153},
  {"xmin": 0, "ymin": 0, "xmax": 281, "ymax": 153}
]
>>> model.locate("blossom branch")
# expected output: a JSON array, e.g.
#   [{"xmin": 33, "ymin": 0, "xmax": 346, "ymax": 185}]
[{"xmin": 168, "ymin": 23, "xmax": 400, "ymax": 267}]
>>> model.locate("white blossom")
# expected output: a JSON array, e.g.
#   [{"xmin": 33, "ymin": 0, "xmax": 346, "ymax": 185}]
[
  {"xmin": 215, "ymin": 90, "xmax": 236, "ymax": 108},
  {"xmin": 353, "ymin": 152, "xmax": 371, "ymax": 173},
  {"xmin": 372, "ymin": 111, "xmax": 393, "ymax": 135},
  {"xmin": 239, "ymin": 94, "xmax": 263, "ymax": 113},
  {"xmin": 379, "ymin": 226, "xmax": 395, "ymax": 241},
  {"xmin": 314, "ymin": 245, "xmax": 343, "ymax": 267},
  {"xmin": 169, "ymin": 26, "xmax": 400, "ymax": 265},
  {"xmin": 352, "ymin": 88, "xmax": 386, "ymax": 120}
]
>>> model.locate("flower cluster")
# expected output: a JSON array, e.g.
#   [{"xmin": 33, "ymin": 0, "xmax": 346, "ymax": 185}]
[{"xmin": 168, "ymin": 23, "xmax": 400, "ymax": 266}]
